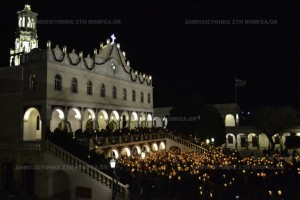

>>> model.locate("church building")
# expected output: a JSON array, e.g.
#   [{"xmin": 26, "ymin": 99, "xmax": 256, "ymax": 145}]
[
  {"xmin": 0, "ymin": 5, "xmax": 153, "ymax": 197},
  {"xmin": 1, "ymin": 4, "xmax": 154, "ymax": 142}
]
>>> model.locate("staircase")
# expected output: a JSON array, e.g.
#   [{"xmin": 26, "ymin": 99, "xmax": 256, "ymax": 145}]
[
  {"xmin": 165, "ymin": 133, "xmax": 208, "ymax": 153},
  {"xmin": 45, "ymin": 141, "xmax": 129, "ymax": 199},
  {"xmin": 44, "ymin": 133, "xmax": 207, "ymax": 199}
]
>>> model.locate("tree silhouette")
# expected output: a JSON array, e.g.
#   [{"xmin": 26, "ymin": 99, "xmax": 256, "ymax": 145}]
[
  {"xmin": 167, "ymin": 94, "xmax": 225, "ymax": 146},
  {"xmin": 253, "ymin": 106, "xmax": 298, "ymax": 150},
  {"xmin": 197, "ymin": 105, "xmax": 226, "ymax": 146}
]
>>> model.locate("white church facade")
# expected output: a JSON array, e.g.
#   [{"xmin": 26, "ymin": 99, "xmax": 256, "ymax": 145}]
[
  {"xmin": 1, "ymin": 5, "xmax": 154, "ymax": 144},
  {"xmin": 0, "ymin": 5, "xmax": 155, "ymax": 197}
]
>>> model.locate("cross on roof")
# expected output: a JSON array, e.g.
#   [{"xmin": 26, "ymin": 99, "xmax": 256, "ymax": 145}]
[{"xmin": 111, "ymin": 34, "xmax": 116, "ymax": 43}]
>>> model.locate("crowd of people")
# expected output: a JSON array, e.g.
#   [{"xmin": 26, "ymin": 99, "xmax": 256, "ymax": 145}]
[
  {"xmin": 113, "ymin": 147, "xmax": 300, "ymax": 199},
  {"xmin": 47, "ymin": 126, "xmax": 211, "ymax": 150},
  {"xmin": 46, "ymin": 128, "xmax": 300, "ymax": 199}
]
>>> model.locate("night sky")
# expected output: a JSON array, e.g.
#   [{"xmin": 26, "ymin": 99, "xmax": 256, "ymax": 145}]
[{"xmin": 1, "ymin": 1, "xmax": 300, "ymax": 112}]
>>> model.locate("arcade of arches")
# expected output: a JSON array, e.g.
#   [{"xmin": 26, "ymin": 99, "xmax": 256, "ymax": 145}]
[
  {"xmin": 225, "ymin": 132, "xmax": 300, "ymax": 150},
  {"xmin": 106, "ymin": 141, "xmax": 166, "ymax": 159},
  {"xmin": 23, "ymin": 107, "xmax": 153, "ymax": 140},
  {"xmin": 223, "ymin": 114, "xmax": 298, "ymax": 150},
  {"xmin": 23, "ymin": 108, "xmax": 296, "ymax": 151}
]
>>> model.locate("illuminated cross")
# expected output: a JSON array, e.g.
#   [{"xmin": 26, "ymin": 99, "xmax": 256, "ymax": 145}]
[{"xmin": 111, "ymin": 34, "xmax": 116, "ymax": 43}]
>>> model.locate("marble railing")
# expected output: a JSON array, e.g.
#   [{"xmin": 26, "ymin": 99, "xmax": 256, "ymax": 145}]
[
  {"xmin": 165, "ymin": 133, "xmax": 208, "ymax": 153},
  {"xmin": 94, "ymin": 132, "xmax": 208, "ymax": 153},
  {"xmin": 93, "ymin": 132, "xmax": 166, "ymax": 146},
  {"xmin": 46, "ymin": 140, "xmax": 129, "ymax": 199}
]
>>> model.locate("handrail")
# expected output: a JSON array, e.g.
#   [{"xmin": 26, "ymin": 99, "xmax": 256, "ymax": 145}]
[
  {"xmin": 45, "ymin": 140, "xmax": 129, "ymax": 199},
  {"xmin": 165, "ymin": 132, "xmax": 208, "ymax": 153},
  {"xmin": 92, "ymin": 132, "xmax": 209, "ymax": 153}
]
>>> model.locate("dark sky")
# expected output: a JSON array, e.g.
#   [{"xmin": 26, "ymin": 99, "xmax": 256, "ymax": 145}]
[{"xmin": 1, "ymin": 1, "xmax": 300, "ymax": 112}]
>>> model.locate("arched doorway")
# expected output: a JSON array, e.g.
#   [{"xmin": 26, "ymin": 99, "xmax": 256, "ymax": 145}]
[
  {"xmin": 109, "ymin": 110, "xmax": 120, "ymax": 130},
  {"xmin": 158, "ymin": 142, "xmax": 165, "ymax": 151},
  {"xmin": 272, "ymin": 134, "xmax": 281, "ymax": 149},
  {"xmin": 67, "ymin": 108, "xmax": 81, "ymax": 133},
  {"xmin": 237, "ymin": 133, "xmax": 247, "ymax": 147},
  {"xmin": 142, "ymin": 144, "xmax": 151, "ymax": 152},
  {"xmin": 226, "ymin": 133, "xmax": 236, "ymax": 148},
  {"xmin": 53, "ymin": 170, "xmax": 70, "ymax": 200},
  {"xmin": 151, "ymin": 143, "xmax": 158, "ymax": 152},
  {"xmin": 282, "ymin": 133, "xmax": 290, "ymax": 149},
  {"xmin": 225, "ymin": 114, "xmax": 235, "ymax": 127},
  {"xmin": 50, "ymin": 108, "xmax": 65, "ymax": 132},
  {"xmin": 23, "ymin": 108, "xmax": 41, "ymax": 141},
  {"xmin": 120, "ymin": 111, "xmax": 129, "ymax": 129},
  {"xmin": 132, "ymin": 145, "xmax": 141, "ymax": 155},
  {"xmin": 83, "ymin": 109, "xmax": 96, "ymax": 132},
  {"xmin": 98, "ymin": 110, "xmax": 108, "ymax": 130},
  {"xmin": 130, "ymin": 112, "xmax": 138, "ymax": 129},
  {"xmin": 120, "ymin": 147, "xmax": 131, "ymax": 157},
  {"xmin": 162, "ymin": 117, "xmax": 168, "ymax": 128},
  {"xmin": 139, "ymin": 112, "xmax": 146, "ymax": 128},
  {"xmin": 147, "ymin": 114, "xmax": 153, "ymax": 128},
  {"xmin": 259, "ymin": 133, "xmax": 269, "ymax": 149},
  {"xmin": 248, "ymin": 133, "xmax": 258, "ymax": 148},
  {"xmin": 107, "ymin": 148, "xmax": 120, "ymax": 159}
]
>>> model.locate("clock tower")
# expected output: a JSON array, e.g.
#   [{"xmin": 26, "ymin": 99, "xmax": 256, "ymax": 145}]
[{"xmin": 10, "ymin": 4, "xmax": 38, "ymax": 66}]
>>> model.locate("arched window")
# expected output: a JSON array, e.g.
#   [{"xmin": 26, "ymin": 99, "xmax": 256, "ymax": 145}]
[
  {"xmin": 111, "ymin": 63, "xmax": 117, "ymax": 75},
  {"xmin": 29, "ymin": 74, "xmax": 36, "ymax": 91},
  {"xmin": 100, "ymin": 84, "xmax": 105, "ymax": 97},
  {"xmin": 112, "ymin": 86, "xmax": 117, "ymax": 99},
  {"xmin": 54, "ymin": 74, "xmax": 62, "ymax": 91},
  {"xmin": 71, "ymin": 78, "xmax": 78, "ymax": 93},
  {"xmin": 123, "ymin": 88, "xmax": 127, "ymax": 100},
  {"xmin": 15, "ymin": 38, "xmax": 20, "ymax": 50},
  {"xmin": 228, "ymin": 135, "xmax": 234, "ymax": 144},
  {"xmin": 27, "ymin": 17, "xmax": 31, "ymax": 28},
  {"xmin": 87, "ymin": 81, "xmax": 92, "ymax": 95},
  {"xmin": 225, "ymin": 114, "xmax": 235, "ymax": 127},
  {"xmin": 148, "ymin": 93, "xmax": 151, "ymax": 103},
  {"xmin": 132, "ymin": 90, "xmax": 136, "ymax": 102},
  {"xmin": 141, "ymin": 92, "xmax": 144, "ymax": 103}
]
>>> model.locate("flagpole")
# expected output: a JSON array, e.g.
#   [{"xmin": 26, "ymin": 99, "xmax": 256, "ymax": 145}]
[{"xmin": 235, "ymin": 76, "xmax": 237, "ymax": 103}]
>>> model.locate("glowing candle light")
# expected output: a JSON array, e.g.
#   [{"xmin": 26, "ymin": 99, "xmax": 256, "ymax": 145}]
[{"xmin": 278, "ymin": 190, "xmax": 282, "ymax": 196}]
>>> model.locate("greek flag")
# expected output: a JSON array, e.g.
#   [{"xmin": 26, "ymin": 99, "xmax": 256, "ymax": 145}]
[{"xmin": 235, "ymin": 78, "xmax": 246, "ymax": 86}]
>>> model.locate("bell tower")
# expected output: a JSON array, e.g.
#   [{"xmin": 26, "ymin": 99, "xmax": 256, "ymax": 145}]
[{"xmin": 10, "ymin": 4, "xmax": 38, "ymax": 66}]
